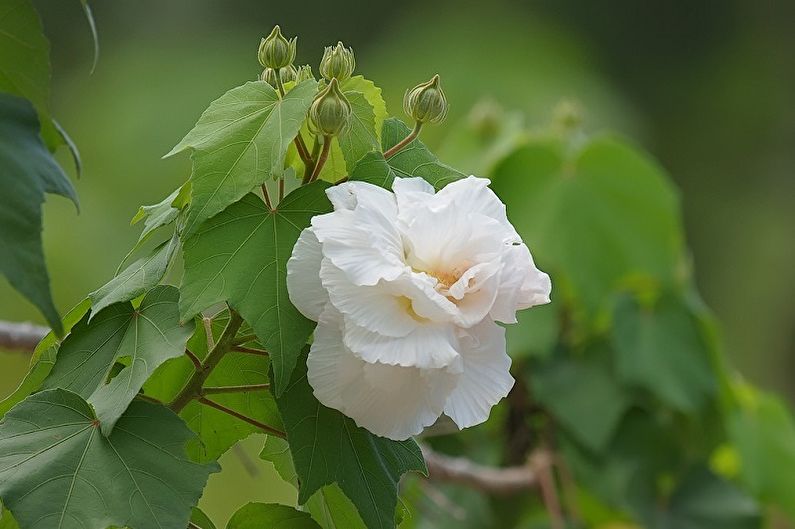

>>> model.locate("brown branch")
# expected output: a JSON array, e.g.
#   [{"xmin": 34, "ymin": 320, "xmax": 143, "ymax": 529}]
[
  {"xmin": 202, "ymin": 383, "xmax": 270, "ymax": 395},
  {"xmin": 232, "ymin": 345, "xmax": 269, "ymax": 356},
  {"xmin": 0, "ymin": 320, "xmax": 48, "ymax": 353},
  {"xmin": 420, "ymin": 444, "xmax": 539, "ymax": 495}
]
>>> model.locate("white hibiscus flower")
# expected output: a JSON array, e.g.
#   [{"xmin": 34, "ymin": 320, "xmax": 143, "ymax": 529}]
[{"xmin": 287, "ymin": 176, "xmax": 551, "ymax": 441}]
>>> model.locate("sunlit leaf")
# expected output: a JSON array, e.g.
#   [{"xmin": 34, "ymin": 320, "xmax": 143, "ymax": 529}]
[{"xmin": 227, "ymin": 503, "xmax": 320, "ymax": 529}]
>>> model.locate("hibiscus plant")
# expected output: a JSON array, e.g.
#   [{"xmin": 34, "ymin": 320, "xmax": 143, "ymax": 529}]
[{"xmin": 2, "ymin": 9, "xmax": 795, "ymax": 529}]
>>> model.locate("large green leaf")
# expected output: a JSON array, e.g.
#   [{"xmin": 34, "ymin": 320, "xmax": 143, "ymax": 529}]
[
  {"xmin": 0, "ymin": 0, "xmax": 49, "ymax": 115},
  {"xmin": 227, "ymin": 503, "xmax": 321, "ymax": 529},
  {"xmin": 179, "ymin": 181, "xmax": 332, "ymax": 395},
  {"xmin": 260, "ymin": 436, "xmax": 367, "ymax": 529},
  {"xmin": 342, "ymin": 76, "xmax": 387, "ymax": 140},
  {"xmin": 381, "ymin": 118, "xmax": 464, "ymax": 189},
  {"xmin": 144, "ymin": 315, "xmax": 281, "ymax": 462},
  {"xmin": 612, "ymin": 293, "xmax": 716, "ymax": 413},
  {"xmin": 349, "ymin": 151, "xmax": 396, "ymax": 189},
  {"xmin": 41, "ymin": 286, "xmax": 194, "ymax": 434},
  {"xmin": 275, "ymin": 350, "xmax": 426, "ymax": 529},
  {"xmin": 0, "ymin": 299, "xmax": 90, "ymax": 417},
  {"xmin": 0, "ymin": 389, "xmax": 218, "ymax": 529},
  {"xmin": 167, "ymin": 79, "xmax": 317, "ymax": 237},
  {"xmin": 89, "ymin": 234, "xmax": 178, "ymax": 316},
  {"xmin": 490, "ymin": 134, "xmax": 684, "ymax": 321},
  {"xmin": 0, "ymin": 94, "xmax": 77, "ymax": 334}
]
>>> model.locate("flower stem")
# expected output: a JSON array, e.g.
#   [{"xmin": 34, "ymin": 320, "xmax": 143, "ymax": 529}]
[
  {"xmin": 169, "ymin": 310, "xmax": 244, "ymax": 413},
  {"xmin": 307, "ymin": 135, "xmax": 331, "ymax": 183},
  {"xmin": 202, "ymin": 383, "xmax": 270, "ymax": 395},
  {"xmin": 384, "ymin": 121, "xmax": 422, "ymax": 159},
  {"xmin": 197, "ymin": 396, "xmax": 286, "ymax": 438}
]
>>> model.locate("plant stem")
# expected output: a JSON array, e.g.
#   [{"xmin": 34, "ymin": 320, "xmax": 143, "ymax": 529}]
[
  {"xmin": 184, "ymin": 348, "xmax": 202, "ymax": 370},
  {"xmin": 136, "ymin": 393, "xmax": 164, "ymax": 405},
  {"xmin": 197, "ymin": 396, "xmax": 286, "ymax": 438},
  {"xmin": 232, "ymin": 334, "xmax": 257, "ymax": 345},
  {"xmin": 279, "ymin": 177, "xmax": 285, "ymax": 202},
  {"xmin": 384, "ymin": 121, "xmax": 422, "ymax": 159},
  {"xmin": 169, "ymin": 310, "xmax": 244, "ymax": 413},
  {"xmin": 307, "ymin": 135, "xmax": 331, "ymax": 183},
  {"xmin": 232, "ymin": 345, "xmax": 269, "ymax": 356},
  {"xmin": 203, "ymin": 383, "xmax": 270, "ymax": 395},
  {"xmin": 261, "ymin": 184, "xmax": 273, "ymax": 210},
  {"xmin": 273, "ymin": 68, "xmax": 312, "ymax": 168}
]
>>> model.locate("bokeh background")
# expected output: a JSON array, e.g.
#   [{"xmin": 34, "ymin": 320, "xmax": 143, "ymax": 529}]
[{"xmin": 1, "ymin": 0, "xmax": 793, "ymax": 523}]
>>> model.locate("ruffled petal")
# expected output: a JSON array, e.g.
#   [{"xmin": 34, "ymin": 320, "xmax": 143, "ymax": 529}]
[
  {"xmin": 435, "ymin": 176, "xmax": 519, "ymax": 239},
  {"xmin": 490, "ymin": 243, "xmax": 552, "ymax": 323},
  {"xmin": 444, "ymin": 320, "xmax": 514, "ymax": 429},
  {"xmin": 286, "ymin": 228, "xmax": 327, "ymax": 321},
  {"xmin": 308, "ymin": 305, "xmax": 459, "ymax": 440}
]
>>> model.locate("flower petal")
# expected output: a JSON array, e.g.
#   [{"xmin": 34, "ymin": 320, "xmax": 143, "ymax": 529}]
[
  {"xmin": 444, "ymin": 320, "xmax": 514, "ymax": 429},
  {"xmin": 436, "ymin": 176, "xmax": 518, "ymax": 239},
  {"xmin": 286, "ymin": 228, "xmax": 327, "ymax": 321},
  {"xmin": 490, "ymin": 243, "xmax": 552, "ymax": 323}
]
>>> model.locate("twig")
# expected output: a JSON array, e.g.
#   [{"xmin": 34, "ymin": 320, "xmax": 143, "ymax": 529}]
[
  {"xmin": 261, "ymin": 184, "xmax": 273, "ymax": 210},
  {"xmin": 197, "ymin": 396, "xmax": 286, "ymax": 438},
  {"xmin": 0, "ymin": 320, "xmax": 48, "ymax": 353},
  {"xmin": 202, "ymin": 383, "xmax": 270, "ymax": 395},
  {"xmin": 384, "ymin": 121, "xmax": 422, "ymax": 159},
  {"xmin": 184, "ymin": 348, "xmax": 202, "ymax": 370},
  {"xmin": 202, "ymin": 317, "xmax": 215, "ymax": 350},
  {"xmin": 532, "ymin": 449, "xmax": 565, "ymax": 529},
  {"xmin": 306, "ymin": 135, "xmax": 331, "ymax": 183},
  {"xmin": 135, "ymin": 393, "xmax": 164, "ymax": 405},
  {"xmin": 420, "ymin": 445, "xmax": 538, "ymax": 495},
  {"xmin": 232, "ymin": 334, "xmax": 257, "ymax": 345},
  {"xmin": 232, "ymin": 345, "xmax": 269, "ymax": 356}
]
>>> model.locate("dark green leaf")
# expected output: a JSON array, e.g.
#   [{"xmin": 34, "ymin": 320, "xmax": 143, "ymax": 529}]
[
  {"xmin": 179, "ymin": 181, "xmax": 332, "ymax": 395},
  {"xmin": 0, "ymin": 389, "xmax": 217, "ymax": 529},
  {"xmin": 381, "ymin": 118, "xmax": 464, "ymax": 189},
  {"xmin": 0, "ymin": 94, "xmax": 78, "ymax": 334},
  {"xmin": 227, "ymin": 503, "xmax": 320, "ymax": 529},
  {"xmin": 490, "ymin": 134, "xmax": 683, "ymax": 320},
  {"xmin": 0, "ymin": 0, "xmax": 49, "ymax": 114},
  {"xmin": 349, "ymin": 151, "xmax": 396, "ymax": 189},
  {"xmin": 191, "ymin": 507, "xmax": 217, "ymax": 529},
  {"xmin": 42, "ymin": 285, "xmax": 194, "ymax": 433},
  {"xmin": 89, "ymin": 234, "xmax": 178, "ymax": 316},
  {"xmin": 275, "ymin": 350, "xmax": 426, "ymax": 529},
  {"xmin": 167, "ymin": 80, "xmax": 318, "ymax": 237},
  {"xmin": 612, "ymin": 293, "xmax": 716, "ymax": 412}
]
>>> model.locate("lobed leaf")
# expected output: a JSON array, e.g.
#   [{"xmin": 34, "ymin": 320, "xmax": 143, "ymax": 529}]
[{"xmin": 227, "ymin": 503, "xmax": 320, "ymax": 529}]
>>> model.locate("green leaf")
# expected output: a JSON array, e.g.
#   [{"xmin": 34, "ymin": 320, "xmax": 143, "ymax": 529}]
[
  {"xmin": 89, "ymin": 234, "xmax": 178, "ymax": 316},
  {"xmin": 78, "ymin": 0, "xmax": 99, "ymax": 74},
  {"xmin": 342, "ymin": 76, "xmax": 387, "ymax": 140},
  {"xmin": 131, "ymin": 187, "xmax": 182, "ymax": 241},
  {"xmin": 0, "ymin": 94, "xmax": 78, "ymax": 335},
  {"xmin": 179, "ymin": 181, "xmax": 332, "ymax": 395},
  {"xmin": 381, "ymin": 117, "xmax": 464, "ymax": 189},
  {"xmin": 41, "ymin": 285, "xmax": 194, "ymax": 433},
  {"xmin": 531, "ymin": 347, "xmax": 629, "ymax": 453},
  {"xmin": 227, "ymin": 503, "xmax": 321, "ymax": 529},
  {"xmin": 260, "ymin": 437, "xmax": 367, "ymax": 529},
  {"xmin": 275, "ymin": 350, "xmax": 426, "ymax": 529},
  {"xmin": 728, "ymin": 386, "xmax": 795, "ymax": 519},
  {"xmin": 0, "ymin": 389, "xmax": 218, "ymax": 529},
  {"xmin": 490, "ymin": 134, "xmax": 683, "ymax": 321},
  {"xmin": 612, "ymin": 293, "xmax": 716, "ymax": 413},
  {"xmin": 0, "ymin": 299, "xmax": 91, "ymax": 417},
  {"xmin": 167, "ymin": 79, "xmax": 318, "ymax": 237},
  {"xmin": 144, "ymin": 317, "xmax": 282, "ymax": 462},
  {"xmin": 506, "ymin": 302, "xmax": 559, "ymax": 360},
  {"xmin": 0, "ymin": 0, "xmax": 49, "ymax": 114},
  {"xmin": 191, "ymin": 507, "xmax": 217, "ymax": 529},
  {"xmin": 0, "ymin": 503, "xmax": 19, "ymax": 529},
  {"xmin": 349, "ymin": 151, "xmax": 396, "ymax": 188}
]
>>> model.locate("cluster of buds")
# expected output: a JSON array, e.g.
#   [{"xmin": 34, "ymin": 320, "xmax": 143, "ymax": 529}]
[
  {"xmin": 404, "ymin": 74, "xmax": 448, "ymax": 125},
  {"xmin": 260, "ymin": 65, "xmax": 296, "ymax": 86},
  {"xmin": 319, "ymin": 41, "xmax": 355, "ymax": 82}
]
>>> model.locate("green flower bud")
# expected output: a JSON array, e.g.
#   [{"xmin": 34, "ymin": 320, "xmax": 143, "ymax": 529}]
[
  {"xmin": 309, "ymin": 78, "xmax": 351, "ymax": 137},
  {"xmin": 295, "ymin": 64, "xmax": 315, "ymax": 84},
  {"xmin": 260, "ymin": 65, "xmax": 297, "ymax": 87},
  {"xmin": 403, "ymin": 74, "xmax": 448, "ymax": 125},
  {"xmin": 319, "ymin": 41, "xmax": 355, "ymax": 82},
  {"xmin": 258, "ymin": 25, "xmax": 297, "ymax": 70}
]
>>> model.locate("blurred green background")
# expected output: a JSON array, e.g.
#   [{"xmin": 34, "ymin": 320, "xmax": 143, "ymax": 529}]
[{"xmin": 1, "ymin": 0, "xmax": 793, "ymax": 524}]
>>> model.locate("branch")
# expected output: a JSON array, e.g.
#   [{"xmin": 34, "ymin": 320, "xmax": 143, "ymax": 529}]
[
  {"xmin": 0, "ymin": 320, "xmax": 48, "ymax": 353},
  {"xmin": 420, "ymin": 445, "xmax": 539, "ymax": 495},
  {"xmin": 197, "ymin": 396, "xmax": 286, "ymax": 438}
]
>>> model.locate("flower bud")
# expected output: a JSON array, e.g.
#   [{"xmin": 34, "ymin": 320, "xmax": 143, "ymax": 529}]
[
  {"xmin": 295, "ymin": 64, "xmax": 315, "ymax": 84},
  {"xmin": 309, "ymin": 78, "xmax": 351, "ymax": 137},
  {"xmin": 258, "ymin": 25, "xmax": 297, "ymax": 70},
  {"xmin": 319, "ymin": 41, "xmax": 355, "ymax": 82},
  {"xmin": 260, "ymin": 65, "xmax": 297, "ymax": 87},
  {"xmin": 403, "ymin": 74, "xmax": 448, "ymax": 125}
]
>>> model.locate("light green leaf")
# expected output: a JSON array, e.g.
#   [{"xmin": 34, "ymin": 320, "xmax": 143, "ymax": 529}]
[
  {"xmin": 531, "ymin": 348, "xmax": 629, "ymax": 453},
  {"xmin": 191, "ymin": 507, "xmax": 217, "ymax": 529},
  {"xmin": 349, "ymin": 151, "xmax": 396, "ymax": 188},
  {"xmin": 78, "ymin": 0, "xmax": 99, "ymax": 74},
  {"xmin": 179, "ymin": 181, "xmax": 332, "ymax": 395},
  {"xmin": 260, "ymin": 437, "xmax": 367, "ymax": 529},
  {"xmin": 0, "ymin": 0, "xmax": 49, "ymax": 114},
  {"xmin": 612, "ymin": 293, "xmax": 716, "ymax": 413},
  {"xmin": 167, "ymin": 79, "xmax": 318, "ymax": 237},
  {"xmin": 131, "ymin": 187, "xmax": 182, "ymax": 239},
  {"xmin": 0, "ymin": 503, "xmax": 19, "ymax": 529},
  {"xmin": 41, "ymin": 285, "xmax": 194, "ymax": 433},
  {"xmin": 275, "ymin": 350, "xmax": 426, "ymax": 529},
  {"xmin": 89, "ymin": 234, "xmax": 178, "ymax": 316},
  {"xmin": 0, "ymin": 94, "xmax": 78, "ymax": 335},
  {"xmin": 0, "ymin": 389, "xmax": 218, "ymax": 529},
  {"xmin": 490, "ymin": 134, "xmax": 684, "ymax": 320},
  {"xmin": 342, "ymin": 76, "xmax": 387, "ymax": 140},
  {"xmin": 227, "ymin": 503, "xmax": 320, "ymax": 529},
  {"xmin": 381, "ymin": 117, "xmax": 464, "ymax": 189}
]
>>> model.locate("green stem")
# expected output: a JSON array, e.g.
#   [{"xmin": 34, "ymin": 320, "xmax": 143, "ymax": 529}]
[
  {"xmin": 169, "ymin": 310, "xmax": 244, "ymax": 413},
  {"xmin": 232, "ymin": 345, "xmax": 269, "ymax": 356},
  {"xmin": 197, "ymin": 396, "xmax": 286, "ymax": 438},
  {"xmin": 384, "ymin": 121, "xmax": 422, "ymax": 159},
  {"xmin": 232, "ymin": 333, "xmax": 257, "ymax": 345},
  {"xmin": 273, "ymin": 68, "xmax": 312, "ymax": 168},
  {"xmin": 307, "ymin": 135, "xmax": 332, "ymax": 183},
  {"xmin": 203, "ymin": 383, "xmax": 270, "ymax": 395}
]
